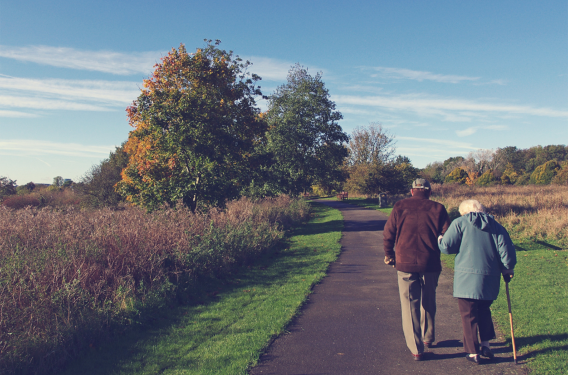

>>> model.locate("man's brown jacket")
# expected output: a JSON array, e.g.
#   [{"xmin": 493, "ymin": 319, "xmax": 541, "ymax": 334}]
[{"xmin": 383, "ymin": 194, "xmax": 450, "ymax": 273}]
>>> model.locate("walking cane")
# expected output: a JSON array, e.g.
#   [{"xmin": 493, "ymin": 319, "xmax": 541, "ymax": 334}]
[{"xmin": 505, "ymin": 281, "xmax": 518, "ymax": 364}]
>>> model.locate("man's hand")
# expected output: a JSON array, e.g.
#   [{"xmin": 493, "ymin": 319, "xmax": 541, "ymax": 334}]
[
  {"xmin": 438, "ymin": 235, "xmax": 443, "ymax": 243},
  {"xmin": 384, "ymin": 256, "xmax": 395, "ymax": 267},
  {"xmin": 502, "ymin": 269, "xmax": 514, "ymax": 283}
]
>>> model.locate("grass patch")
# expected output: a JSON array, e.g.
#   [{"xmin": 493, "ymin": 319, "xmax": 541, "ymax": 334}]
[
  {"xmin": 441, "ymin": 241, "xmax": 568, "ymax": 375},
  {"xmin": 337, "ymin": 197, "xmax": 393, "ymax": 215},
  {"xmin": 492, "ymin": 249, "xmax": 568, "ymax": 375},
  {"xmin": 60, "ymin": 203, "xmax": 343, "ymax": 375}
]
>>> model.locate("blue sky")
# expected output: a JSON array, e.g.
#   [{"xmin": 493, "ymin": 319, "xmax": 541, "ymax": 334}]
[{"xmin": 1, "ymin": 0, "xmax": 566, "ymax": 184}]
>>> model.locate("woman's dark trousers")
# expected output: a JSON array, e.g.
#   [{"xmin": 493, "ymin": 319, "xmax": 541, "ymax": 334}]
[{"xmin": 457, "ymin": 298, "xmax": 496, "ymax": 354}]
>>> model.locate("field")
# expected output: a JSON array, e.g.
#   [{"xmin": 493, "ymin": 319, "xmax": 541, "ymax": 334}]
[
  {"xmin": 60, "ymin": 203, "xmax": 343, "ymax": 374},
  {"xmin": 347, "ymin": 184, "xmax": 568, "ymax": 374},
  {"xmin": 0, "ymin": 196, "xmax": 310, "ymax": 375}
]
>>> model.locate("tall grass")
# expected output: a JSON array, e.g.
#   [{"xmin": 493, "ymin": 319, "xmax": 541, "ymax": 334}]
[
  {"xmin": 431, "ymin": 184, "xmax": 568, "ymax": 247},
  {"xmin": 0, "ymin": 196, "xmax": 309, "ymax": 375}
]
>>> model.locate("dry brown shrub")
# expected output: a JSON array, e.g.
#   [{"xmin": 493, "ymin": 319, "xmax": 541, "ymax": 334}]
[
  {"xmin": 0, "ymin": 195, "xmax": 309, "ymax": 374},
  {"xmin": 431, "ymin": 184, "xmax": 568, "ymax": 245}
]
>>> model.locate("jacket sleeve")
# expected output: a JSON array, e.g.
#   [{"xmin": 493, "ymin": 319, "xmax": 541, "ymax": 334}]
[
  {"xmin": 383, "ymin": 208, "xmax": 397, "ymax": 258},
  {"xmin": 438, "ymin": 220, "xmax": 462, "ymax": 254},
  {"xmin": 496, "ymin": 223, "xmax": 517, "ymax": 270}
]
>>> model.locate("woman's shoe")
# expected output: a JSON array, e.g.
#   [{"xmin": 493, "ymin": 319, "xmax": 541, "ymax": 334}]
[
  {"xmin": 481, "ymin": 346, "xmax": 494, "ymax": 359},
  {"xmin": 465, "ymin": 354, "xmax": 481, "ymax": 364}
]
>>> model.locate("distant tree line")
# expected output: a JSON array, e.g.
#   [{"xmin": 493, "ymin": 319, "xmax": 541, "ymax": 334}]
[{"xmin": 421, "ymin": 145, "xmax": 568, "ymax": 186}]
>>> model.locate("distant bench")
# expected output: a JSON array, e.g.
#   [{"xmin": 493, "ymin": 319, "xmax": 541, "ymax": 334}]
[{"xmin": 336, "ymin": 191, "xmax": 348, "ymax": 201}]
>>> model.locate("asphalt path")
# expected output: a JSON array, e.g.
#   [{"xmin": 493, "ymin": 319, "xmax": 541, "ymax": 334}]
[{"xmin": 249, "ymin": 200, "xmax": 526, "ymax": 375}]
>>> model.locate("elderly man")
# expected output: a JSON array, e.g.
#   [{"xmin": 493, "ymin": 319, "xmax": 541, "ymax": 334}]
[{"xmin": 383, "ymin": 178, "xmax": 450, "ymax": 361}]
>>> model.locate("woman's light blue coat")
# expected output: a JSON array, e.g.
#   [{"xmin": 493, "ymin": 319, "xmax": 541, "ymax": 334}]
[{"xmin": 438, "ymin": 212, "xmax": 516, "ymax": 300}]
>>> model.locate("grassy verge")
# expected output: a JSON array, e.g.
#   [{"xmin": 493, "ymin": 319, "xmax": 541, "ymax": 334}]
[
  {"xmin": 61, "ymin": 203, "xmax": 343, "ymax": 375},
  {"xmin": 442, "ymin": 242, "xmax": 567, "ymax": 375},
  {"xmin": 332, "ymin": 197, "xmax": 393, "ymax": 215}
]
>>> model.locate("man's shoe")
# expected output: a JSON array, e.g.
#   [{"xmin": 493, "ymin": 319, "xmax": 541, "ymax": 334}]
[
  {"xmin": 465, "ymin": 354, "xmax": 481, "ymax": 364},
  {"xmin": 424, "ymin": 342, "xmax": 433, "ymax": 348},
  {"xmin": 412, "ymin": 353, "xmax": 423, "ymax": 361},
  {"xmin": 480, "ymin": 346, "xmax": 494, "ymax": 359}
]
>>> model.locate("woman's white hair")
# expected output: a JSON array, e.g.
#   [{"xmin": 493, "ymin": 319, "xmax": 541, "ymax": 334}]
[{"xmin": 459, "ymin": 199, "xmax": 486, "ymax": 215}]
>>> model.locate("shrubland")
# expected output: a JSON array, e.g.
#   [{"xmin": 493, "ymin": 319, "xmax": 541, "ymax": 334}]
[
  {"xmin": 0, "ymin": 196, "xmax": 309, "ymax": 375},
  {"xmin": 430, "ymin": 183, "xmax": 568, "ymax": 247}
]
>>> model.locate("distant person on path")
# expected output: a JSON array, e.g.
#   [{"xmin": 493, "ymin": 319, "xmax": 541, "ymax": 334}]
[
  {"xmin": 383, "ymin": 178, "xmax": 450, "ymax": 361},
  {"xmin": 438, "ymin": 199, "xmax": 516, "ymax": 365}
]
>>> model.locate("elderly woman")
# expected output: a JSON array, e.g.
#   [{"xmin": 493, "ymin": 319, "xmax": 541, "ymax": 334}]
[{"xmin": 438, "ymin": 199, "xmax": 516, "ymax": 364}]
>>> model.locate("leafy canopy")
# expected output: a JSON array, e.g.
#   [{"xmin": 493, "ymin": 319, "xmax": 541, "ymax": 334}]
[
  {"xmin": 116, "ymin": 40, "xmax": 266, "ymax": 211},
  {"xmin": 264, "ymin": 64, "xmax": 348, "ymax": 195}
]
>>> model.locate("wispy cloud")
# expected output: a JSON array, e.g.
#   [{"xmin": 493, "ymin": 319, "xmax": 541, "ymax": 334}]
[
  {"xmin": 0, "ymin": 95, "xmax": 114, "ymax": 111},
  {"xmin": 455, "ymin": 125, "xmax": 508, "ymax": 137},
  {"xmin": 0, "ymin": 45, "xmax": 163, "ymax": 75},
  {"xmin": 398, "ymin": 136, "xmax": 479, "ymax": 150},
  {"xmin": 0, "ymin": 139, "xmax": 114, "ymax": 158},
  {"xmin": 370, "ymin": 66, "xmax": 480, "ymax": 83},
  {"xmin": 333, "ymin": 94, "xmax": 568, "ymax": 120},
  {"xmin": 0, "ymin": 75, "xmax": 140, "ymax": 104},
  {"xmin": 246, "ymin": 56, "xmax": 292, "ymax": 81},
  {"xmin": 0, "ymin": 109, "xmax": 39, "ymax": 118}
]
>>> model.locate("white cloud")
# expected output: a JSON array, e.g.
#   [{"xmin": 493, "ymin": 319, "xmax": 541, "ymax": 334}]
[
  {"xmin": 0, "ymin": 75, "xmax": 140, "ymax": 104},
  {"xmin": 0, "ymin": 139, "xmax": 114, "ymax": 158},
  {"xmin": 0, "ymin": 109, "xmax": 38, "ymax": 118},
  {"xmin": 0, "ymin": 45, "xmax": 163, "ymax": 75},
  {"xmin": 333, "ymin": 94, "xmax": 568, "ymax": 119},
  {"xmin": 455, "ymin": 125, "xmax": 508, "ymax": 137},
  {"xmin": 398, "ymin": 136, "xmax": 479, "ymax": 151},
  {"xmin": 456, "ymin": 127, "xmax": 478, "ymax": 137},
  {"xmin": 0, "ymin": 95, "xmax": 113, "ymax": 111},
  {"xmin": 245, "ymin": 56, "xmax": 292, "ymax": 81},
  {"xmin": 371, "ymin": 67, "xmax": 480, "ymax": 83}
]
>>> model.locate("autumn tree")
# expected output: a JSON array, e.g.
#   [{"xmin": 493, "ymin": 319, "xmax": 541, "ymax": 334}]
[
  {"xmin": 263, "ymin": 64, "xmax": 348, "ymax": 195},
  {"xmin": 445, "ymin": 167, "xmax": 468, "ymax": 184},
  {"xmin": 530, "ymin": 160, "xmax": 560, "ymax": 185},
  {"xmin": 116, "ymin": 41, "xmax": 266, "ymax": 211}
]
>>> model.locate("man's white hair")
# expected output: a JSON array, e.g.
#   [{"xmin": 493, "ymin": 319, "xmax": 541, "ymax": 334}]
[{"xmin": 459, "ymin": 199, "xmax": 486, "ymax": 215}]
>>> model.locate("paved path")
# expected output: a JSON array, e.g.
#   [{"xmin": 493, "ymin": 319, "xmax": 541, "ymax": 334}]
[{"xmin": 250, "ymin": 200, "xmax": 526, "ymax": 375}]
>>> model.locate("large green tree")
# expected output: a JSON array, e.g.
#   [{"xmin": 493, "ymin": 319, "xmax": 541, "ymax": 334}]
[
  {"xmin": 116, "ymin": 41, "xmax": 266, "ymax": 211},
  {"xmin": 263, "ymin": 64, "xmax": 348, "ymax": 195}
]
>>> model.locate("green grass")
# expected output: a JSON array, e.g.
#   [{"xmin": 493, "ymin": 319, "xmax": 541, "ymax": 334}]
[
  {"xmin": 442, "ymin": 242, "xmax": 568, "ymax": 375},
  {"xmin": 61, "ymin": 203, "xmax": 343, "ymax": 375},
  {"xmin": 335, "ymin": 197, "xmax": 393, "ymax": 215}
]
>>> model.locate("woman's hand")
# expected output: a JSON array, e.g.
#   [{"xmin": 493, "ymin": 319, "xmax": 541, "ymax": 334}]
[{"xmin": 502, "ymin": 269, "xmax": 514, "ymax": 283}]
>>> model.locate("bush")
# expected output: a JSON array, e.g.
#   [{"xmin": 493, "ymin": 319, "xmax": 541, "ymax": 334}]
[
  {"xmin": 551, "ymin": 161, "xmax": 568, "ymax": 185},
  {"xmin": 476, "ymin": 170, "xmax": 496, "ymax": 186},
  {"xmin": 0, "ymin": 196, "xmax": 309, "ymax": 375},
  {"xmin": 530, "ymin": 160, "xmax": 560, "ymax": 185},
  {"xmin": 514, "ymin": 172, "xmax": 531, "ymax": 186},
  {"xmin": 444, "ymin": 167, "xmax": 468, "ymax": 184},
  {"xmin": 2, "ymin": 195, "xmax": 41, "ymax": 209}
]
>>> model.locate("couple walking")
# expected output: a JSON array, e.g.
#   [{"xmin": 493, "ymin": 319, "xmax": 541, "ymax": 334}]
[{"xmin": 383, "ymin": 178, "xmax": 517, "ymax": 364}]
